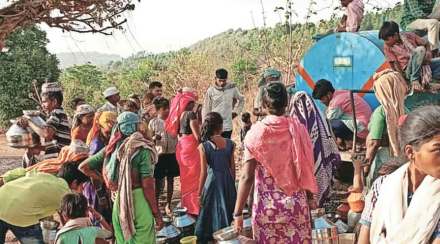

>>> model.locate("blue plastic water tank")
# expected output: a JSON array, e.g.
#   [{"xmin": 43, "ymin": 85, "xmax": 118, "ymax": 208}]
[{"xmin": 295, "ymin": 31, "xmax": 388, "ymax": 110}]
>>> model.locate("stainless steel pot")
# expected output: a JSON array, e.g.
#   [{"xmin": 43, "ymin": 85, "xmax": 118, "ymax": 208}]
[
  {"xmin": 157, "ymin": 216, "xmax": 181, "ymax": 243},
  {"xmin": 40, "ymin": 220, "xmax": 59, "ymax": 244},
  {"xmin": 172, "ymin": 207, "xmax": 195, "ymax": 237},
  {"xmin": 156, "ymin": 236, "xmax": 167, "ymax": 244},
  {"xmin": 312, "ymin": 226, "xmax": 339, "ymax": 244},
  {"xmin": 23, "ymin": 110, "xmax": 46, "ymax": 128},
  {"xmin": 242, "ymin": 216, "xmax": 252, "ymax": 239},
  {"xmin": 6, "ymin": 120, "xmax": 35, "ymax": 148},
  {"xmin": 213, "ymin": 226, "xmax": 240, "ymax": 244}
]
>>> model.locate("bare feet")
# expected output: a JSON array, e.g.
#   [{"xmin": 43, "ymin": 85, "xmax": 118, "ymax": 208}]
[{"xmin": 165, "ymin": 204, "xmax": 173, "ymax": 217}]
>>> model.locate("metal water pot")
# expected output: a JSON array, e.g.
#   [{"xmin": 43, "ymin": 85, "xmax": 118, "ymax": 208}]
[
  {"xmin": 23, "ymin": 110, "xmax": 46, "ymax": 128},
  {"xmin": 40, "ymin": 220, "xmax": 59, "ymax": 244},
  {"xmin": 172, "ymin": 207, "xmax": 195, "ymax": 237},
  {"xmin": 157, "ymin": 216, "xmax": 181, "ymax": 243},
  {"xmin": 6, "ymin": 120, "xmax": 34, "ymax": 148},
  {"xmin": 213, "ymin": 226, "xmax": 240, "ymax": 244},
  {"xmin": 312, "ymin": 226, "xmax": 339, "ymax": 244},
  {"xmin": 241, "ymin": 209, "xmax": 253, "ymax": 239}
]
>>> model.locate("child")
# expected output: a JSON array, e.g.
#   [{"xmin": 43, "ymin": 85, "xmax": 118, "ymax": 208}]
[
  {"xmin": 195, "ymin": 112, "xmax": 237, "ymax": 244},
  {"xmin": 22, "ymin": 132, "xmax": 44, "ymax": 168},
  {"xmin": 240, "ymin": 112, "xmax": 252, "ymax": 144},
  {"xmin": 55, "ymin": 193, "xmax": 112, "ymax": 244},
  {"xmin": 148, "ymin": 97, "xmax": 179, "ymax": 216},
  {"xmin": 379, "ymin": 21, "xmax": 440, "ymax": 92},
  {"xmin": 71, "ymin": 104, "xmax": 95, "ymax": 143}
]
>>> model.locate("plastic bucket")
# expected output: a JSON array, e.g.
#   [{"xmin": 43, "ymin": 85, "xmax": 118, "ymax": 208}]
[{"xmin": 180, "ymin": 236, "xmax": 197, "ymax": 244}]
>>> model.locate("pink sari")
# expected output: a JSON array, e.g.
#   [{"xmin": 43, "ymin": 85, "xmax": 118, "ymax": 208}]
[
  {"xmin": 176, "ymin": 134, "xmax": 200, "ymax": 215},
  {"xmin": 244, "ymin": 115, "xmax": 317, "ymax": 242},
  {"xmin": 244, "ymin": 115, "xmax": 318, "ymax": 195},
  {"xmin": 166, "ymin": 90, "xmax": 200, "ymax": 215}
]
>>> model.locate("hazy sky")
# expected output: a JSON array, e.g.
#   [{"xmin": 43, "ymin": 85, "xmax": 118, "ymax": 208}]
[{"xmin": 40, "ymin": 0, "xmax": 401, "ymax": 57}]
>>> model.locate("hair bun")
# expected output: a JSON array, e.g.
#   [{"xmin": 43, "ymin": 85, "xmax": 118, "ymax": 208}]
[{"xmin": 265, "ymin": 82, "xmax": 283, "ymax": 97}]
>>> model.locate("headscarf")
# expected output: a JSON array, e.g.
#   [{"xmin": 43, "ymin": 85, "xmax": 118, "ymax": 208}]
[
  {"xmin": 165, "ymin": 90, "xmax": 197, "ymax": 137},
  {"xmin": 244, "ymin": 115, "xmax": 318, "ymax": 195},
  {"xmin": 258, "ymin": 68, "xmax": 282, "ymax": 87},
  {"xmin": 370, "ymin": 163, "xmax": 440, "ymax": 243},
  {"xmin": 373, "ymin": 69, "xmax": 408, "ymax": 156},
  {"xmin": 116, "ymin": 132, "xmax": 157, "ymax": 240},
  {"xmin": 103, "ymin": 112, "xmax": 140, "ymax": 190},
  {"xmin": 72, "ymin": 104, "xmax": 95, "ymax": 129},
  {"xmin": 86, "ymin": 111, "xmax": 117, "ymax": 145}
]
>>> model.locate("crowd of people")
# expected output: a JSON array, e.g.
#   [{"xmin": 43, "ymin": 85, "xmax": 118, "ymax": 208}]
[{"xmin": 0, "ymin": 0, "xmax": 440, "ymax": 243}]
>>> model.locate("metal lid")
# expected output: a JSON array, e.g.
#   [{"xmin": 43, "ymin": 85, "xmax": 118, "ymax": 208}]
[
  {"xmin": 173, "ymin": 207, "xmax": 188, "ymax": 217},
  {"xmin": 157, "ymin": 223, "xmax": 181, "ymax": 239},
  {"xmin": 213, "ymin": 226, "xmax": 239, "ymax": 241},
  {"xmin": 173, "ymin": 213, "xmax": 195, "ymax": 228}
]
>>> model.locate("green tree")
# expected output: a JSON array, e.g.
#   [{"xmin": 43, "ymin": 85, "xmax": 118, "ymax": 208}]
[
  {"xmin": 0, "ymin": 26, "xmax": 60, "ymax": 126},
  {"xmin": 231, "ymin": 58, "xmax": 257, "ymax": 87},
  {"xmin": 60, "ymin": 64, "xmax": 108, "ymax": 115}
]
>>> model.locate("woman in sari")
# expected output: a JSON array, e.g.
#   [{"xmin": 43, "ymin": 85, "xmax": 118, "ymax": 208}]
[
  {"xmin": 82, "ymin": 111, "xmax": 117, "ymax": 224},
  {"xmin": 234, "ymin": 83, "xmax": 318, "ymax": 243},
  {"xmin": 165, "ymin": 88, "xmax": 201, "ymax": 216},
  {"xmin": 289, "ymin": 91, "xmax": 340, "ymax": 207},
  {"xmin": 358, "ymin": 105, "xmax": 440, "ymax": 244},
  {"xmin": 80, "ymin": 112, "xmax": 162, "ymax": 243},
  {"xmin": 86, "ymin": 111, "xmax": 117, "ymax": 154},
  {"xmin": 71, "ymin": 104, "xmax": 95, "ymax": 143}
]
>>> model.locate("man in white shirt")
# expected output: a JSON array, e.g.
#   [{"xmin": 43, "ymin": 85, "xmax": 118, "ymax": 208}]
[
  {"xmin": 98, "ymin": 87, "xmax": 120, "ymax": 113},
  {"xmin": 202, "ymin": 68, "xmax": 245, "ymax": 139}
]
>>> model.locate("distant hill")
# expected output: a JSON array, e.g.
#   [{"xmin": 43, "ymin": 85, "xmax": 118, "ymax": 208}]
[{"xmin": 56, "ymin": 52, "xmax": 122, "ymax": 69}]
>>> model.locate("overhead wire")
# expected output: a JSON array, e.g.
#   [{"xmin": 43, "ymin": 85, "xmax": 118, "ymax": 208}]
[
  {"xmin": 62, "ymin": 35, "xmax": 79, "ymax": 65},
  {"xmin": 124, "ymin": 12, "xmax": 145, "ymax": 51},
  {"xmin": 68, "ymin": 33, "xmax": 88, "ymax": 61}
]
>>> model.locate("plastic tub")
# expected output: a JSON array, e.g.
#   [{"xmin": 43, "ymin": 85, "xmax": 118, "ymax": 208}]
[{"xmin": 180, "ymin": 236, "xmax": 197, "ymax": 244}]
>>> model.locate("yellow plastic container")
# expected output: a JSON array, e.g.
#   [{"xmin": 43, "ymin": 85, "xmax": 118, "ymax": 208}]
[{"xmin": 180, "ymin": 236, "xmax": 197, "ymax": 244}]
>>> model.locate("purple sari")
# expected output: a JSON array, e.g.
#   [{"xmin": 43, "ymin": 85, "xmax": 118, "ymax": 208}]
[{"xmin": 289, "ymin": 91, "xmax": 341, "ymax": 206}]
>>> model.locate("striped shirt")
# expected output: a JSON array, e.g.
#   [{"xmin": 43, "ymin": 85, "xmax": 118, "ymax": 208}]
[{"xmin": 44, "ymin": 108, "xmax": 71, "ymax": 159}]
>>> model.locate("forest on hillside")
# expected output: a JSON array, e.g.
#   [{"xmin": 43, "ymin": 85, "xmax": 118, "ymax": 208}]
[{"xmin": 0, "ymin": 2, "xmax": 402, "ymax": 125}]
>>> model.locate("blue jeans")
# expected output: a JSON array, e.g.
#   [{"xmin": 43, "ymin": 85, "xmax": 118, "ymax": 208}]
[
  {"xmin": 330, "ymin": 119, "xmax": 353, "ymax": 141},
  {"xmin": 406, "ymin": 46, "xmax": 440, "ymax": 83},
  {"xmin": 0, "ymin": 220, "xmax": 44, "ymax": 244}
]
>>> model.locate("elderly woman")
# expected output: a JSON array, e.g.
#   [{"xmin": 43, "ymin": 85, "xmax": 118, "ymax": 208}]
[
  {"xmin": 80, "ymin": 112, "xmax": 162, "ymax": 243},
  {"xmin": 358, "ymin": 105, "xmax": 440, "ymax": 244},
  {"xmin": 80, "ymin": 111, "xmax": 117, "ymax": 224},
  {"xmin": 234, "ymin": 83, "xmax": 317, "ymax": 243},
  {"xmin": 71, "ymin": 104, "xmax": 95, "ymax": 143},
  {"xmin": 165, "ymin": 88, "xmax": 201, "ymax": 216}
]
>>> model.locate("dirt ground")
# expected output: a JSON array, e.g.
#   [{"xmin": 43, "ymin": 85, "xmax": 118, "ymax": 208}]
[{"xmin": 0, "ymin": 134, "xmax": 23, "ymax": 174}]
